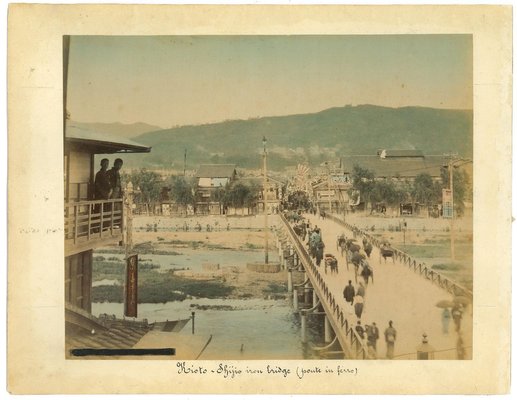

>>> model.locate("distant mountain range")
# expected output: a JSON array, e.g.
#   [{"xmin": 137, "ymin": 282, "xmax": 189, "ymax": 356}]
[
  {"xmin": 84, "ymin": 105, "xmax": 473, "ymax": 172},
  {"xmin": 69, "ymin": 121, "xmax": 163, "ymax": 140}
]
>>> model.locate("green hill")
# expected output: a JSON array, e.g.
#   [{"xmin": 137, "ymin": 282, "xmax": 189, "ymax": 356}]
[
  {"xmin": 70, "ymin": 121, "xmax": 163, "ymax": 139},
  {"xmin": 126, "ymin": 104, "xmax": 472, "ymax": 172}
]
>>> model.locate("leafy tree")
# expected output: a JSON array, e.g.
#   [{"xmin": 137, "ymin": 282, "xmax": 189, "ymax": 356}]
[
  {"xmin": 351, "ymin": 165, "xmax": 376, "ymax": 210},
  {"xmin": 125, "ymin": 168, "xmax": 163, "ymax": 214},
  {"xmin": 371, "ymin": 179, "xmax": 400, "ymax": 206},
  {"xmin": 244, "ymin": 182, "xmax": 261, "ymax": 209},
  {"xmin": 226, "ymin": 182, "xmax": 251, "ymax": 208},
  {"xmin": 412, "ymin": 173, "xmax": 441, "ymax": 206},
  {"xmin": 170, "ymin": 176, "xmax": 195, "ymax": 213},
  {"xmin": 212, "ymin": 185, "xmax": 228, "ymax": 206}
]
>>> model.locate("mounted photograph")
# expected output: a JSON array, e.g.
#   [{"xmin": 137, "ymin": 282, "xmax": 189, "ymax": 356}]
[{"xmin": 63, "ymin": 34, "xmax": 473, "ymax": 361}]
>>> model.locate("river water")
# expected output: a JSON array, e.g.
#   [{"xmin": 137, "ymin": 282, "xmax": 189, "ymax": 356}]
[
  {"xmin": 92, "ymin": 248, "xmax": 321, "ymax": 359},
  {"xmin": 93, "ymin": 298, "xmax": 317, "ymax": 359}
]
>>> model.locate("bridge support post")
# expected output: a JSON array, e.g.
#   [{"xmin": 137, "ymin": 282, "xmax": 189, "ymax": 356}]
[
  {"xmin": 301, "ymin": 310, "xmax": 308, "ymax": 344},
  {"xmin": 287, "ymin": 269, "xmax": 293, "ymax": 293},
  {"xmin": 312, "ymin": 289, "xmax": 318, "ymax": 308},
  {"xmin": 293, "ymin": 288, "xmax": 298, "ymax": 310},
  {"xmin": 304, "ymin": 273, "xmax": 311, "ymax": 304},
  {"xmin": 324, "ymin": 315, "xmax": 333, "ymax": 343}
]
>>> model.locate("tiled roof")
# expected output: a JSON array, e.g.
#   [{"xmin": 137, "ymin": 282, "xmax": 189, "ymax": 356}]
[
  {"xmin": 66, "ymin": 319, "xmax": 151, "ymax": 357},
  {"xmin": 377, "ymin": 149, "xmax": 424, "ymax": 158},
  {"xmin": 66, "ymin": 123, "xmax": 151, "ymax": 153},
  {"xmin": 341, "ymin": 155, "xmax": 445, "ymax": 178},
  {"xmin": 196, "ymin": 164, "xmax": 236, "ymax": 178}
]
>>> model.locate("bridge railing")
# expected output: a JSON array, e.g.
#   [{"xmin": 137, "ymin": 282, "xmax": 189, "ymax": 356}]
[
  {"xmin": 280, "ymin": 213, "xmax": 369, "ymax": 360},
  {"xmin": 327, "ymin": 213, "xmax": 472, "ymax": 300}
]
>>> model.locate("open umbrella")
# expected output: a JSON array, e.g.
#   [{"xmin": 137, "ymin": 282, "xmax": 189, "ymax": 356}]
[
  {"xmin": 453, "ymin": 295, "xmax": 471, "ymax": 306},
  {"xmin": 436, "ymin": 299, "xmax": 454, "ymax": 308}
]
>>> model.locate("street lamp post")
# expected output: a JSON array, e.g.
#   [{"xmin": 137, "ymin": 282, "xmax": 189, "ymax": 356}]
[
  {"xmin": 263, "ymin": 136, "xmax": 269, "ymax": 264},
  {"xmin": 326, "ymin": 162, "xmax": 332, "ymax": 213}
]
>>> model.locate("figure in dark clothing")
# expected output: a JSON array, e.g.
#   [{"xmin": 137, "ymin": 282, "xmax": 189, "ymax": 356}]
[
  {"xmin": 108, "ymin": 158, "xmax": 124, "ymax": 199},
  {"xmin": 93, "ymin": 158, "xmax": 111, "ymax": 231},
  {"xmin": 343, "ymin": 280, "xmax": 355, "ymax": 305},
  {"xmin": 355, "ymin": 321, "xmax": 365, "ymax": 339},
  {"xmin": 107, "ymin": 158, "xmax": 124, "ymax": 227},
  {"xmin": 366, "ymin": 322, "xmax": 380, "ymax": 352},
  {"xmin": 315, "ymin": 240, "xmax": 325, "ymax": 266},
  {"xmin": 354, "ymin": 295, "xmax": 364, "ymax": 319},
  {"xmin": 94, "ymin": 158, "xmax": 112, "ymax": 200}
]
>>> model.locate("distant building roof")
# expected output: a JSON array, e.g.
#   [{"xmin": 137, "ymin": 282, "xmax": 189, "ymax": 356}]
[
  {"xmin": 342, "ymin": 155, "xmax": 445, "ymax": 178},
  {"xmin": 377, "ymin": 149, "xmax": 424, "ymax": 158},
  {"xmin": 239, "ymin": 175, "xmax": 286, "ymax": 187},
  {"xmin": 65, "ymin": 124, "xmax": 151, "ymax": 154},
  {"xmin": 196, "ymin": 164, "xmax": 237, "ymax": 178}
]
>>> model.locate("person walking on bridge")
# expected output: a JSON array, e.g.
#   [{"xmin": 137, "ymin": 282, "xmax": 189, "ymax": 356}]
[
  {"xmin": 357, "ymin": 281, "xmax": 366, "ymax": 298},
  {"xmin": 367, "ymin": 322, "xmax": 380, "ymax": 353},
  {"xmin": 343, "ymin": 280, "xmax": 355, "ymax": 306},
  {"xmin": 355, "ymin": 320, "xmax": 365, "ymax": 340},
  {"xmin": 384, "ymin": 320, "xmax": 397, "ymax": 359},
  {"xmin": 354, "ymin": 295, "xmax": 364, "ymax": 319}
]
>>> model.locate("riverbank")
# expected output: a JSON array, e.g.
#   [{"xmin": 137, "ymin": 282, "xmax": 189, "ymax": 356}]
[{"xmin": 92, "ymin": 216, "xmax": 299, "ymax": 304}]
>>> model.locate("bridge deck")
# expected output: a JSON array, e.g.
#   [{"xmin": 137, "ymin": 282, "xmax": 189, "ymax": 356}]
[{"xmin": 289, "ymin": 213, "xmax": 472, "ymax": 360}]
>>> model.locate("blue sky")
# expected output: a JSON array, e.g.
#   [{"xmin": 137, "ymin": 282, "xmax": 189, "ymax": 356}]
[{"xmin": 67, "ymin": 35, "xmax": 472, "ymax": 128}]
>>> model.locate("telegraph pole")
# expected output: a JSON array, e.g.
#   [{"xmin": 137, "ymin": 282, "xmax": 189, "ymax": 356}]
[
  {"xmin": 326, "ymin": 163, "xmax": 332, "ymax": 213},
  {"xmin": 183, "ymin": 148, "xmax": 187, "ymax": 177},
  {"xmin": 262, "ymin": 137, "xmax": 269, "ymax": 264},
  {"xmin": 449, "ymin": 158, "xmax": 455, "ymax": 261}
]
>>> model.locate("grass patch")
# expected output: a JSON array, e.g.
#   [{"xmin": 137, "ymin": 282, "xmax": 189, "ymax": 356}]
[
  {"xmin": 262, "ymin": 282, "xmax": 287, "ymax": 294},
  {"xmin": 206, "ymin": 243, "xmax": 232, "ymax": 250},
  {"xmin": 242, "ymin": 242, "xmax": 262, "ymax": 250},
  {"xmin": 91, "ymin": 285, "xmax": 123, "ymax": 303},
  {"xmin": 397, "ymin": 244, "xmax": 450, "ymax": 258},
  {"xmin": 95, "ymin": 248, "xmax": 125, "ymax": 254},
  {"xmin": 431, "ymin": 263, "xmax": 463, "ymax": 271},
  {"xmin": 92, "ymin": 261, "xmax": 235, "ymax": 303},
  {"xmin": 148, "ymin": 250, "xmax": 183, "ymax": 256}
]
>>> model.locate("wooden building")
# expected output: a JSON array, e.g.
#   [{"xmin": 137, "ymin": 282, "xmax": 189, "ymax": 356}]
[
  {"xmin": 195, "ymin": 164, "xmax": 237, "ymax": 214},
  {"xmin": 64, "ymin": 124, "xmax": 150, "ymax": 322}
]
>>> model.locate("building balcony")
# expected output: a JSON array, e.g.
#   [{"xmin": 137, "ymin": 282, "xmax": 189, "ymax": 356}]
[{"xmin": 65, "ymin": 199, "xmax": 124, "ymax": 256}]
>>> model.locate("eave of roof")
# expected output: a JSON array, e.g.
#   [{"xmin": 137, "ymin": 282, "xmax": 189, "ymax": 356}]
[
  {"xmin": 65, "ymin": 124, "xmax": 151, "ymax": 154},
  {"xmin": 196, "ymin": 164, "xmax": 237, "ymax": 178}
]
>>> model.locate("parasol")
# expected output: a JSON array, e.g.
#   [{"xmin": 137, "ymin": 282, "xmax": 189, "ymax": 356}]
[
  {"xmin": 453, "ymin": 295, "xmax": 471, "ymax": 306},
  {"xmin": 435, "ymin": 300, "xmax": 454, "ymax": 308}
]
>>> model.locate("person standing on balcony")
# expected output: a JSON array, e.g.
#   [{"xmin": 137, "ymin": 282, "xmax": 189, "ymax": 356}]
[
  {"xmin": 107, "ymin": 158, "xmax": 124, "ymax": 229},
  {"xmin": 108, "ymin": 158, "xmax": 124, "ymax": 199},
  {"xmin": 94, "ymin": 158, "xmax": 112, "ymax": 200},
  {"xmin": 93, "ymin": 158, "xmax": 111, "ymax": 232}
]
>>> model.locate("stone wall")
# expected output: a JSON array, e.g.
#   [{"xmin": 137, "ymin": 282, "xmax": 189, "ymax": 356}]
[{"xmin": 246, "ymin": 262, "xmax": 281, "ymax": 273}]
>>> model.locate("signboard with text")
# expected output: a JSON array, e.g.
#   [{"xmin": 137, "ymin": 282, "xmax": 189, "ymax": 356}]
[
  {"xmin": 125, "ymin": 254, "xmax": 138, "ymax": 317},
  {"xmin": 442, "ymin": 189, "xmax": 453, "ymax": 219}
]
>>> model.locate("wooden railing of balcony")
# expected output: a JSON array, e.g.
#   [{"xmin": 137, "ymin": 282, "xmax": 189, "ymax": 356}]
[{"xmin": 65, "ymin": 199, "xmax": 124, "ymax": 251}]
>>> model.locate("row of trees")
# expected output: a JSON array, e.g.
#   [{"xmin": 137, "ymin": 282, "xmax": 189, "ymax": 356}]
[
  {"xmin": 121, "ymin": 169, "xmax": 263, "ymax": 213},
  {"xmin": 351, "ymin": 165, "xmax": 470, "ymax": 216}
]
